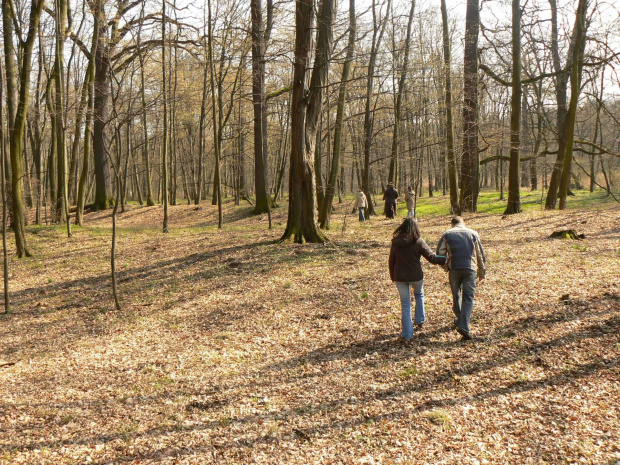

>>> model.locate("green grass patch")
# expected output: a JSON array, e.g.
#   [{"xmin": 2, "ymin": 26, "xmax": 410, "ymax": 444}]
[{"xmin": 397, "ymin": 188, "xmax": 616, "ymax": 218}]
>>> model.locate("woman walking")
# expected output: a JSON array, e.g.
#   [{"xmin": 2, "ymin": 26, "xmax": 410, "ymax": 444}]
[{"xmin": 388, "ymin": 218, "xmax": 446, "ymax": 340}]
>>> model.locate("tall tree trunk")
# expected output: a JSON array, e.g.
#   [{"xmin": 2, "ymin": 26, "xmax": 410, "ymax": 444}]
[
  {"xmin": 589, "ymin": 69, "xmax": 604, "ymax": 194},
  {"xmin": 281, "ymin": 0, "xmax": 334, "ymax": 243},
  {"xmin": 314, "ymin": 114, "xmax": 325, "ymax": 209},
  {"xmin": 207, "ymin": 0, "xmax": 222, "ymax": 228},
  {"xmin": 92, "ymin": 0, "xmax": 113, "ymax": 211},
  {"xmin": 530, "ymin": 82, "xmax": 543, "ymax": 190},
  {"xmin": 2, "ymin": 0, "xmax": 44, "ymax": 257},
  {"xmin": 319, "ymin": 0, "xmax": 355, "ymax": 229},
  {"xmin": 250, "ymin": 0, "xmax": 273, "ymax": 214},
  {"xmin": 137, "ymin": 3, "xmax": 154, "ymax": 206},
  {"xmin": 362, "ymin": 0, "xmax": 391, "ymax": 217},
  {"xmin": 440, "ymin": 0, "xmax": 459, "ymax": 214},
  {"xmin": 161, "ymin": 0, "xmax": 169, "ymax": 231},
  {"xmin": 73, "ymin": 25, "xmax": 97, "ymax": 225},
  {"xmin": 195, "ymin": 36, "xmax": 209, "ymax": 205},
  {"xmin": 504, "ymin": 0, "xmax": 522, "ymax": 215},
  {"xmin": 545, "ymin": 0, "xmax": 576, "ymax": 209},
  {"xmin": 388, "ymin": 0, "xmax": 415, "ymax": 184},
  {"xmin": 460, "ymin": 0, "xmax": 480, "ymax": 212},
  {"xmin": 558, "ymin": 0, "xmax": 587, "ymax": 210},
  {"xmin": 0, "ymin": 56, "xmax": 10, "ymax": 312},
  {"xmin": 54, "ymin": 0, "xmax": 71, "ymax": 234}
]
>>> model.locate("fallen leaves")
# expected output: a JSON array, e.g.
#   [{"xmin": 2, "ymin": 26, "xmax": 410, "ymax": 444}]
[{"xmin": 0, "ymin": 202, "xmax": 618, "ymax": 464}]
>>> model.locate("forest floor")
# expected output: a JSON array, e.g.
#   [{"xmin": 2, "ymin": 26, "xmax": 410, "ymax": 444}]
[{"xmin": 1, "ymin": 190, "xmax": 619, "ymax": 464}]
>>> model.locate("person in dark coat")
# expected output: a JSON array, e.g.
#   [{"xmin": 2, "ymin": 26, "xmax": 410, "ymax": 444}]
[
  {"xmin": 383, "ymin": 182, "xmax": 399, "ymax": 219},
  {"xmin": 389, "ymin": 218, "xmax": 446, "ymax": 340}
]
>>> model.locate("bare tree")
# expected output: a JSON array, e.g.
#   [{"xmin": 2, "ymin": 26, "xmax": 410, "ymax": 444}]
[
  {"xmin": 440, "ymin": 0, "xmax": 459, "ymax": 214},
  {"xmin": 281, "ymin": 0, "xmax": 335, "ymax": 242},
  {"xmin": 460, "ymin": 0, "xmax": 480, "ymax": 212},
  {"xmin": 319, "ymin": 0, "xmax": 356, "ymax": 229},
  {"xmin": 2, "ymin": 0, "xmax": 45, "ymax": 257}
]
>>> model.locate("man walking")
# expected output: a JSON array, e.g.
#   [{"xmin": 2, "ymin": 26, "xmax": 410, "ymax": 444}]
[
  {"xmin": 354, "ymin": 188, "xmax": 367, "ymax": 221},
  {"xmin": 436, "ymin": 216, "xmax": 486, "ymax": 340},
  {"xmin": 383, "ymin": 182, "xmax": 399, "ymax": 219}
]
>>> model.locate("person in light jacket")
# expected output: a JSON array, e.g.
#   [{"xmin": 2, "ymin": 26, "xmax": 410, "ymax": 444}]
[
  {"xmin": 405, "ymin": 186, "xmax": 416, "ymax": 218},
  {"xmin": 436, "ymin": 216, "xmax": 486, "ymax": 340},
  {"xmin": 353, "ymin": 188, "xmax": 367, "ymax": 221},
  {"xmin": 389, "ymin": 218, "xmax": 446, "ymax": 341}
]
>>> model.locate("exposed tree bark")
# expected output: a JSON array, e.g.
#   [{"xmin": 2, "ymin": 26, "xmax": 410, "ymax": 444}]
[
  {"xmin": 73, "ymin": 20, "xmax": 97, "ymax": 225},
  {"xmin": 590, "ymin": 69, "xmax": 604, "ymax": 194},
  {"xmin": 0, "ymin": 56, "xmax": 10, "ymax": 313},
  {"xmin": 92, "ymin": 0, "xmax": 113, "ymax": 211},
  {"xmin": 250, "ymin": 0, "xmax": 274, "ymax": 214},
  {"xmin": 504, "ymin": 0, "xmax": 522, "ymax": 215},
  {"xmin": 545, "ymin": 0, "xmax": 576, "ymax": 209},
  {"xmin": 440, "ymin": 0, "xmax": 459, "ymax": 214},
  {"xmin": 281, "ymin": 0, "xmax": 334, "ymax": 243},
  {"xmin": 162, "ymin": 0, "xmax": 169, "ymax": 232},
  {"xmin": 207, "ymin": 0, "xmax": 222, "ymax": 228},
  {"xmin": 460, "ymin": 0, "xmax": 480, "ymax": 212},
  {"xmin": 136, "ymin": 4, "xmax": 154, "ymax": 207},
  {"xmin": 53, "ymin": 0, "xmax": 71, "ymax": 234},
  {"xmin": 558, "ymin": 0, "xmax": 588, "ymax": 210},
  {"xmin": 362, "ymin": 0, "xmax": 391, "ymax": 217},
  {"xmin": 319, "ymin": 0, "xmax": 356, "ymax": 229},
  {"xmin": 2, "ymin": 0, "xmax": 44, "ymax": 257},
  {"xmin": 388, "ymin": 0, "xmax": 415, "ymax": 184},
  {"xmin": 195, "ymin": 34, "xmax": 209, "ymax": 205}
]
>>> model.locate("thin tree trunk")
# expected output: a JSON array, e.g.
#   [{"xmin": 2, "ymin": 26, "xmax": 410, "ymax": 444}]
[
  {"xmin": 319, "ymin": 0, "xmax": 355, "ymax": 229},
  {"xmin": 460, "ymin": 0, "xmax": 480, "ymax": 212},
  {"xmin": 504, "ymin": 0, "xmax": 522, "ymax": 215},
  {"xmin": 362, "ymin": 0, "xmax": 391, "ymax": 217},
  {"xmin": 53, "ymin": 0, "xmax": 71, "ymax": 233},
  {"xmin": 207, "ymin": 0, "xmax": 222, "ymax": 228},
  {"xmin": 250, "ymin": 0, "xmax": 274, "ymax": 214},
  {"xmin": 137, "ymin": 3, "xmax": 154, "ymax": 206},
  {"xmin": 388, "ymin": 0, "xmax": 415, "ymax": 184},
  {"xmin": 2, "ymin": 0, "xmax": 44, "ymax": 257},
  {"xmin": 440, "ymin": 0, "xmax": 459, "ymax": 214},
  {"xmin": 545, "ymin": 0, "xmax": 576, "ymax": 209},
  {"xmin": 558, "ymin": 0, "xmax": 587, "ymax": 210},
  {"xmin": 0, "ymin": 57, "xmax": 10, "ymax": 312},
  {"xmin": 161, "ymin": 0, "xmax": 169, "ymax": 231}
]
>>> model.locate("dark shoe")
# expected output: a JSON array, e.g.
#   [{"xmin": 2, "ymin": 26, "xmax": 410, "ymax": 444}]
[
  {"xmin": 414, "ymin": 322, "xmax": 424, "ymax": 329},
  {"xmin": 398, "ymin": 336, "xmax": 414, "ymax": 346},
  {"xmin": 456, "ymin": 327, "xmax": 473, "ymax": 341}
]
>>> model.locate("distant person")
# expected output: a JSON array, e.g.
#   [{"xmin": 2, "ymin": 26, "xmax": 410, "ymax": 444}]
[
  {"xmin": 405, "ymin": 186, "xmax": 416, "ymax": 218},
  {"xmin": 353, "ymin": 188, "xmax": 367, "ymax": 221},
  {"xmin": 389, "ymin": 218, "xmax": 446, "ymax": 341},
  {"xmin": 383, "ymin": 182, "xmax": 399, "ymax": 219},
  {"xmin": 436, "ymin": 216, "xmax": 486, "ymax": 341}
]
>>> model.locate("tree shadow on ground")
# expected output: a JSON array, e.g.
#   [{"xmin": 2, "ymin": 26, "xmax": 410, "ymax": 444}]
[{"xmin": 2, "ymin": 292, "xmax": 617, "ymax": 462}]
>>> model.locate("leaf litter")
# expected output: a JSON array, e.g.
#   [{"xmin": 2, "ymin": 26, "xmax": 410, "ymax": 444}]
[{"xmin": 0, "ymin": 201, "xmax": 618, "ymax": 464}]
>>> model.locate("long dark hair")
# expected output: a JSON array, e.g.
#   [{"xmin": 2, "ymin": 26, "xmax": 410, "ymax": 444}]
[{"xmin": 392, "ymin": 217, "xmax": 421, "ymax": 240}]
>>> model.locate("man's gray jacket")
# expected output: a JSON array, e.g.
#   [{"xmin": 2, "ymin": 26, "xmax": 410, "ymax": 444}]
[{"xmin": 436, "ymin": 224, "xmax": 486, "ymax": 278}]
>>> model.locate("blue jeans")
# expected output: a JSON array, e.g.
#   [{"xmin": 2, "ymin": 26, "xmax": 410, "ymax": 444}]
[
  {"xmin": 358, "ymin": 207, "xmax": 365, "ymax": 221},
  {"xmin": 449, "ymin": 269, "xmax": 477, "ymax": 333},
  {"xmin": 395, "ymin": 280, "xmax": 425, "ymax": 339}
]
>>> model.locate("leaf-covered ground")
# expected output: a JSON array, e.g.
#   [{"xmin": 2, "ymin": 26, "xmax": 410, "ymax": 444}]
[{"xmin": 1, "ymin": 196, "xmax": 619, "ymax": 464}]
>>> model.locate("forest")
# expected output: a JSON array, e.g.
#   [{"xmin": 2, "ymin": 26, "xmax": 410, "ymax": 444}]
[{"xmin": 0, "ymin": 0, "xmax": 619, "ymax": 463}]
